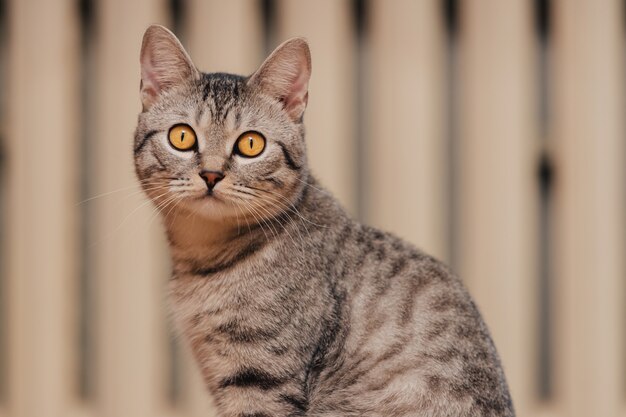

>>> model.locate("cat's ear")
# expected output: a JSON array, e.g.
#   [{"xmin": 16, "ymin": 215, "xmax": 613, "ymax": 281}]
[
  {"xmin": 139, "ymin": 25, "xmax": 199, "ymax": 111},
  {"xmin": 247, "ymin": 38, "xmax": 312, "ymax": 122}
]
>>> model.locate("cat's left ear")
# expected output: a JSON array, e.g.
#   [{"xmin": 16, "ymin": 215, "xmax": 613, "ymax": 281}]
[
  {"xmin": 140, "ymin": 25, "xmax": 199, "ymax": 111},
  {"xmin": 247, "ymin": 38, "xmax": 311, "ymax": 122}
]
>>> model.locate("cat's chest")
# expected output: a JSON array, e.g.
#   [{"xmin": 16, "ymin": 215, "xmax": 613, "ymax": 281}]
[
  {"xmin": 167, "ymin": 257, "xmax": 306, "ymax": 386},
  {"xmin": 169, "ymin": 269, "xmax": 253, "ymax": 333}
]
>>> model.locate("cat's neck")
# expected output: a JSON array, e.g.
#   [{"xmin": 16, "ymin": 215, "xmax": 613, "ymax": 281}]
[
  {"xmin": 164, "ymin": 210, "xmax": 239, "ymax": 249},
  {"xmin": 162, "ymin": 207, "xmax": 262, "ymax": 269}
]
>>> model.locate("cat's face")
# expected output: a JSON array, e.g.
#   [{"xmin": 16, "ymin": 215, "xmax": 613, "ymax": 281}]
[{"xmin": 134, "ymin": 25, "xmax": 311, "ymax": 226}]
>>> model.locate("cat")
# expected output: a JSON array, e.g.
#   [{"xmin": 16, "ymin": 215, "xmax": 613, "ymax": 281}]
[{"xmin": 134, "ymin": 24, "xmax": 514, "ymax": 417}]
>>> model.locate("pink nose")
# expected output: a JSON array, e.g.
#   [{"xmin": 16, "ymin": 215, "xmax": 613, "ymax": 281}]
[{"xmin": 199, "ymin": 170, "xmax": 224, "ymax": 191}]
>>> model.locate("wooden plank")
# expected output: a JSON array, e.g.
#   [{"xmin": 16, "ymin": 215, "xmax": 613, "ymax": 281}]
[
  {"xmin": 457, "ymin": 1, "xmax": 538, "ymax": 415},
  {"xmin": 550, "ymin": 1, "xmax": 625, "ymax": 416},
  {"xmin": 275, "ymin": 0, "xmax": 357, "ymax": 214},
  {"xmin": 92, "ymin": 1, "xmax": 170, "ymax": 416},
  {"xmin": 187, "ymin": 0, "xmax": 263, "ymax": 75},
  {"xmin": 366, "ymin": 0, "xmax": 447, "ymax": 260},
  {"xmin": 5, "ymin": 0, "xmax": 80, "ymax": 415}
]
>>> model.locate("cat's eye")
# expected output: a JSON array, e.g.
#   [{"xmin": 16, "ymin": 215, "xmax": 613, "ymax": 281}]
[
  {"xmin": 168, "ymin": 124, "xmax": 197, "ymax": 151},
  {"xmin": 235, "ymin": 131, "xmax": 266, "ymax": 158}
]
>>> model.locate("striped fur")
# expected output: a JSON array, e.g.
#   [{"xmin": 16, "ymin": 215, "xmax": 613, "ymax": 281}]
[{"xmin": 135, "ymin": 25, "xmax": 514, "ymax": 417}]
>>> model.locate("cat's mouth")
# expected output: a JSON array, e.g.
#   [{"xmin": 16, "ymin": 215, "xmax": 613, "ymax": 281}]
[{"xmin": 194, "ymin": 191, "xmax": 222, "ymax": 202}]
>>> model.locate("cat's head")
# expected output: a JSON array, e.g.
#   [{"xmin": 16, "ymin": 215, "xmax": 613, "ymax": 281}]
[{"xmin": 134, "ymin": 25, "xmax": 311, "ymax": 226}]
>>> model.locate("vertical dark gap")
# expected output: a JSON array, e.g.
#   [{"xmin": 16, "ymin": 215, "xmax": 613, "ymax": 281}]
[
  {"xmin": 353, "ymin": 0, "xmax": 367, "ymax": 221},
  {"xmin": 77, "ymin": 0, "xmax": 96, "ymax": 401},
  {"xmin": 169, "ymin": 0, "xmax": 185, "ymax": 42},
  {"xmin": 623, "ymin": 0, "xmax": 626, "ymax": 401},
  {"xmin": 535, "ymin": 0, "xmax": 553, "ymax": 402},
  {"xmin": 537, "ymin": 152, "xmax": 553, "ymax": 402},
  {"xmin": 261, "ymin": 0, "xmax": 276, "ymax": 54},
  {"xmin": 166, "ymin": 0, "xmax": 184, "ymax": 408},
  {"xmin": 0, "ymin": 0, "xmax": 7, "ymax": 404},
  {"xmin": 442, "ymin": 0, "xmax": 460, "ymax": 270}
]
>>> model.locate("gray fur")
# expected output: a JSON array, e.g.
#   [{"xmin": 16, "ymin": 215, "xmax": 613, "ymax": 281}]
[{"xmin": 135, "ymin": 25, "xmax": 514, "ymax": 417}]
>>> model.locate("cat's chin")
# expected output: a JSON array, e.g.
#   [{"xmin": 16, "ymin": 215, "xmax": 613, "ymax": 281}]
[{"xmin": 173, "ymin": 195, "xmax": 246, "ymax": 226}]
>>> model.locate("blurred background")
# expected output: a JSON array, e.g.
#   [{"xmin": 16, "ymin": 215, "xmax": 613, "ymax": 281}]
[{"xmin": 0, "ymin": 0, "xmax": 624, "ymax": 416}]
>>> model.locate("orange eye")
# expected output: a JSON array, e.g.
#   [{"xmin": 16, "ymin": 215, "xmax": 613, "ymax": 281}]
[
  {"xmin": 168, "ymin": 124, "xmax": 197, "ymax": 151},
  {"xmin": 236, "ymin": 131, "xmax": 266, "ymax": 157}
]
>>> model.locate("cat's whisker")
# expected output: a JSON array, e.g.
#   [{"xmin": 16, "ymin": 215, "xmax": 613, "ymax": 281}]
[
  {"xmin": 246, "ymin": 197, "xmax": 300, "ymax": 248},
  {"xmin": 257, "ymin": 198, "xmax": 307, "ymax": 245},
  {"xmin": 242, "ymin": 184, "xmax": 326, "ymax": 229},
  {"xmin": 293, "ymin": 176, "xmax": 330, "ymax": 196},
  {"xmin": 264, "ymin": 187, "xmax": 327, "ymax": 228},
  {"xmin": 118, "ymin": 184, "xmax": 171, "ymax": 204},
  {"xmin": 148, "ymin": 193, "xmax": 180, "ymax": 227},
  {"xmin": 162, "ymin": 194, "xmax": 184, "ymax": 224},
  {"xmin": 228, "ymin": 186, "xmax": 300, "ymax": 238},
  {"xmin": 240, "ymin": 197, "xmax": 276, "ymax": 242},
  {"xmin": 233, "ymin": 185, "xmax": 319, "ymax": 244},
  {"xmin": 75, "ymin": 182, "xmax": 163, "ymax": 206},
  {"xmin": 216, "ymin": 200, "xmax": 226, "ymax": 228},
  {"xmin": 232, "ymin": 196, "xmax": 242, "ymax": 236},
  {"xmin": 237, "ymin": 199, "xmax": 270, "ymax": 242},
  {"xmin": 232, "ymin": 199, "xmax": 252, "ymax": 235},
  {"xmin": 90, "ymin": 188, "xmax": 173, "ymax": 247},
  {"xmin": 220, "ymin": 192, "xmax": 255, "ymax": 236},
  {"xmin": 244, "ymin": 199, "xmax": 279, "ymax": 241},
  {"xmin": 251, "ymin": 190, "xmax": 313, "ymax": 239}
]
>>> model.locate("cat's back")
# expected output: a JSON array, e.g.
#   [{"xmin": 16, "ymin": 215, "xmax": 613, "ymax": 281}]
[{"xmin": 307, "ymin": 219, "xmax": 514, "ymax": 416}]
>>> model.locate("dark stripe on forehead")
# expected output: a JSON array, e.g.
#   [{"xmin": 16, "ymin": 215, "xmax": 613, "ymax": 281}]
[
  {"xmin": 276, "ymin": 141, "xmax": 301, "ymax": 170},
  {"xmin": 201, "ymin": 72, "xmax": 246, "ymax": 123},
  {"xmin": 134, "ymin": 130, "xmax": 159, "ymax": 155},
  {"xmin": 202, "ymin": 79, "xmax": 211, "ymax": 101}
]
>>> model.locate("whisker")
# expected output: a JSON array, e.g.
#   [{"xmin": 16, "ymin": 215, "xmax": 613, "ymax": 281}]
[
  {"xmin": 246, "ymin": 197, "xmax": 300, "ymax": 248},
  {"xmin": 237, "ymin": 185, "xmax": 327, "ymax": 229},
  {"xmin": 90, "ymin": 188, "xmax": 173, "ymax": 247},
  {"xmin": 293, "ymin": 176, "xmax": 329, "ymax": 195},
  {"xmin": 232, "ymin": 199, "xmax": 252, "ymax": 235},
  {"xmin": 238, "ymin": 199, "xmax": 270, "ymax": 241}
]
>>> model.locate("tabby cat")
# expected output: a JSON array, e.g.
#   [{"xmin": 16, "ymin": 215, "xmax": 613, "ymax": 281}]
[{"xmin": 134, "ymin": 25, "xmax": 514, "ymax": 417}]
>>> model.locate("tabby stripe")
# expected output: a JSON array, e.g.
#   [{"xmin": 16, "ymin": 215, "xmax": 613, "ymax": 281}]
[
  {"xmin": 215, "ymin": 321, "xmax": 282, "ymax": 343},
  {"xmin": 152, "ymin": 151, "xmax": 167, "ymax": 171},
  {"xmin": 192, "ymin": 241, "xmax": 264, "ymax": 276},
  {"xmin": 279, "ymin": 393, "xmax": 308, "ymax": 413},
  {"xmin": 277, "ymin": 141, "xmax": 301, "ymax": 170},
  {"xmin": 134, "ymin": 130, "xmax": 159, "ymax": 154},
  {"xmin": 240, "ymin": 413, "xmax": 272, "ymax": 417},
  {"xmin": 142, "ymin": 165, "xmax": 165, "ymax": 178},
  {"xmin": 389, "ymin": 257, "xmax": 408, "ymax": 277},
  {"xmin": 399, "ymin": 275, "xmax": 428, "ymax": 326},
  {"xmin": 202, "ymin": 79, "xmax": 211, "ymax": 101},
  {"xmin": 260, "ymin": 176, "xmax": 284, "ymax": 188},
  {"xmin": 219, "ymin": 368, "xmax": 285, "ymax": 390}
]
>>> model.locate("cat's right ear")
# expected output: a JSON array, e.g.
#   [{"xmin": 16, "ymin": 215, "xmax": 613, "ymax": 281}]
[
  {"xmin": 247, "ymin": 38, "xmax": 312, "ymax": 122},
  {"xmin": 139, "ymin": 25, "xmax": 199, "ymax": 111}
]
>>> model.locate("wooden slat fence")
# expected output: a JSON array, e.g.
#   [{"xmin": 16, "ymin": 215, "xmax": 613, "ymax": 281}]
[{"xmin": 0, "ymin": 1, "xmax": 624, "ymax": 416}]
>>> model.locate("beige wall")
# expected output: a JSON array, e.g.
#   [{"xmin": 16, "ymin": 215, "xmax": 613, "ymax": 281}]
[{"xmin": 1, "ymin": 1, "xmax": 624, "ymax": 416}]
